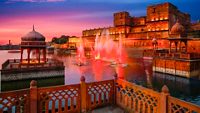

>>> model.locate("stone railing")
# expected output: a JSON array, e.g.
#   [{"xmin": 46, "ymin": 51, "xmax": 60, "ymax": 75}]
[
  {"xmin": 0, "ymin": 89, "xmax": 30, "ymax": 113},
  {"xmin": 0, "ymin": 75, "xmax": 200, "ymax": 113},
  {"xmin": 116, "ymin": 79, "xmax": 161, "ymax": 113},
  {"xmin": 1, "ymin": 59, "xmax": 64, "ymax": 73},
  {"xmin": 85, "ymin": 79, "xmax": 114, "ymax": 111},
  {"xmin": 155, "ymin": 52, "xmax": 200, "ymax": 60},
  {"xmin": 37, "ymin": 83, "xmax": 81, "ymax": 113},
  {"xmin": 168, "ymin": 96, "xmax": 200, "ymax": 113}
]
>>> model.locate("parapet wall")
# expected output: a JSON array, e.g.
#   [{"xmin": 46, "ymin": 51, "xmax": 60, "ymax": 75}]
[{"xmin": 1, "ymin": 69, "xmax": 65, "ymax": 81}]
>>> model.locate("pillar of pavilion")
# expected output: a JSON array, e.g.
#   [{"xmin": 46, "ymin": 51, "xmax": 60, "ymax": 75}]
[
  {"xmin": 20, "ymin": 25, "xmax": 47, "ymax": 64},
  {"xmin": 168, "ymin": 20, "xmax": 189, "ymax": 53},
  {"xmin": 152, "ymin": 38, "xmax": 158, "ymax": 50}
]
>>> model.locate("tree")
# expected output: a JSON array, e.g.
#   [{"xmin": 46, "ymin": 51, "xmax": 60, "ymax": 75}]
[{"xmin": 51, "ymin": 35, "xmax": 69, "ymax": 44}]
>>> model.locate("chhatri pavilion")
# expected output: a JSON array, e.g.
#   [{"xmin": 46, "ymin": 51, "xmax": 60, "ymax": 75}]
[
  {"xmin": 20, "ymin": 25, "xmax": 47, "ymax": 64},
  {"xmin": 153, "ymin": 21, "xmax": 200, "ymax": 79},
  {"xmin": 1, "ymin": 26, "xmax": 65, "ymax": 81},
  {"xmin": 168, "ymin": 20, "xmax": 191, "ymax": 53}
]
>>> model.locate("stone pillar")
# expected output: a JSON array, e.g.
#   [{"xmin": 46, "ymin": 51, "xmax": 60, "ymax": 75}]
[
  {"xmin": 30, "ymin": 80, "xmax": 38, "ymax": 113},
  {"xmin": 160, "ymin": 85, "xmax": 170, "ymax": 113},
  {"xmin": 43, "ymin": 48, "xmax": 46, "ymax": 63},
  {"xmin": 20, "ymin": 48, "xmax": 23, "ymax": 62},
  {"xmin": 27, "ymin": 48, "xmax": 31, "ymax": 64},
  {"xmin": 179, "ymin": 41, "xmax": 182, "ymax": 53},
  {"xmin": 185, "ymin": 41, "xmax": 188, "ymax": 53},
  {"xmin": 114, "ymin": 74, "xmax": 118, "ymax": 105},
  {"xmin": 80, "ymin": 76, "xmax": 87, "ymax": 113},
  {"xmin": 169, "ymin": 42, "xmax": 172, "ymax": 53},
  {"xmin": 38, "ymin": 49, "xmax": 41, "ymax": 63},
  {"xmin": 36, "ymin": 49, "xmax": 39, "ymax": 63},
  {"xmin": 175, "ymin": 41, "xmax": 178, "ymax": 52}
]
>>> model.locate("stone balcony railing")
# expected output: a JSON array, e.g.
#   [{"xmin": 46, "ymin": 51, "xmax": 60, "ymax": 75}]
[
  {"xmin": 154, "ymin": 52, "xmax": 200, "ymax": 60},
  {"xmin": 21, "ymin": 42, "xmax": 46, "ymax": 47},
  {"xmin": 143, "ymin": 49, "xmax": 200, "ymax": 60},
  {"xmin": 0, "ymin": 75, "xmax": 200, "ymax": 113}
]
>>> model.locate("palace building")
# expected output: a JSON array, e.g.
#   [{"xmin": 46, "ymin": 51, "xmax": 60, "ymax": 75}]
[{"xmin": 82, "ymin": 2, "xmax": 200, "ymax": 51}]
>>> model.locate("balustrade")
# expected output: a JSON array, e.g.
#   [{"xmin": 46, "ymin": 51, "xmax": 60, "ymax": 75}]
[
  {"xmin": 0, "ymin": 89, "xmax": 30, "ymax": 113},
  {"xmin": 168, "ymin": 96, "xmax": 200, "ymax": 113},
  {"xmin": 0, "ymin": 75, "xmax": 200, "ymax": 113},
  {"xmin": 116, "ymin": 79, "xmax": 161, "ymax": 113},
  {"xmin": 86, "ymin": 80, "xmax": 114, "ymax": 110}
]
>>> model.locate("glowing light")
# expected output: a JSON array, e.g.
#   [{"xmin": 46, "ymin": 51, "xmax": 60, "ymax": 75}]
[
  {"xmin": 95, "ymin": 52, "xmax": 101, "ymax": 60},
  {"xmin": 160, "ymin": 17, "xmax": 163, "ymax": 20}
]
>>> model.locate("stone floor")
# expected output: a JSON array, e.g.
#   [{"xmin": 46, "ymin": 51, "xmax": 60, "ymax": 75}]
[{"xmin": 91, "ymin": 106, "xmax": 125, "ymax": 113}]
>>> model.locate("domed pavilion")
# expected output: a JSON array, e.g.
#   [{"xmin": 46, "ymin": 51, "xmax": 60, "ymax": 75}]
[
  {"xmin": 20, "ymin": 25, "xmax": 47, "ymax": 64},
  {"xmin": 168, "ymin": 20, "xmax": 190, "ymax": 53}
]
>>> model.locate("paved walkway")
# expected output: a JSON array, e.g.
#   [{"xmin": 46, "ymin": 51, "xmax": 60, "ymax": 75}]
[{"xmin": 91, "ymin": 106, "xmax": 125, "ymax": 113}]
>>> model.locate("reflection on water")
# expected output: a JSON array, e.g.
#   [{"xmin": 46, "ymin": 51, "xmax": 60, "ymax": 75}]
[
  {"xmin": 0, "ymin": 50, "xmax": 200, "ymax": 105},
  {"xmin": 152, "ymin": 73, "xmax": 200, "ymax": 105},
  {"xmin": 63, "ymin": 56, "xmax": 116, "ymax": 85},
  {"xmin": 61, "ymin": 56, "xmax": 200, "ymax": 105}
]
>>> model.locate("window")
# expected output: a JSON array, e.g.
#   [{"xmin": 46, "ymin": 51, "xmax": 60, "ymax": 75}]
[{"xmin": 152, "ymin": 8, "xmax": 156, "ymax": 13}]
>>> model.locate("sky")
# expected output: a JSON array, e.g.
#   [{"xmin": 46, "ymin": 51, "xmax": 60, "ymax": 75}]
[{"xmin": 0, "ymin": 0, "xmax": 200, "ymax": 44}]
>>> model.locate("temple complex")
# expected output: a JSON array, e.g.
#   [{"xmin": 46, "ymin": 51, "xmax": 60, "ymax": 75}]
[
  {"xmin": 82, "ymin": 2, "xmax": 200, "ymax": 52},
  {"xmin": 1, "ymin": 26, "xmax": 65, "ymax": 81}
]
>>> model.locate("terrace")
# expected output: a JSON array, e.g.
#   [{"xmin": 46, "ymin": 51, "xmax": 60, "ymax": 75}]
[{"xmin": 0, "ymin": 75, "xmax": 199, "ymax": 113}]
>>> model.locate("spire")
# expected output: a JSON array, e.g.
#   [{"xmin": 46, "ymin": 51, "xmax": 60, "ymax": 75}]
[{"xmin": 33, "ymin": 25, "xmax": 35, "ymax": 31}]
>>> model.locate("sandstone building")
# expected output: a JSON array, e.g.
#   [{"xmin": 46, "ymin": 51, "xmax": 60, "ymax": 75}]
[
  {"xmin": 82, "ymin": 2, "xmax": 200, "ymax": 51},
  {"xmin": 83, "ymin": 2, "xmax": 191, "ymax": 40}
]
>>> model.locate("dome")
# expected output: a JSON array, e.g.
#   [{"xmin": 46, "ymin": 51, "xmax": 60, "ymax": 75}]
[
  {"xmin": 21, "ymin": 26, "xmax": 45, "ymax": 41},
  {"xmin": 170, "ymin": 21, "xmax": 185, "ymax": 35},
  {"xmin": 152, "ymin": 38, "xmax": 158, "ymax": 44}
]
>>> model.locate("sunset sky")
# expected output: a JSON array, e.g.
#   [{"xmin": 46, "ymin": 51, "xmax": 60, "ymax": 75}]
[{"xmin": 0, "ymin": 0, "xmax": 199, "ymax": 44}]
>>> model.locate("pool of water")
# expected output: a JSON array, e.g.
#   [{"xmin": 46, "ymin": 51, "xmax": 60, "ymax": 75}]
[{"xmin": 1, "ymin": 49, "xmax": 200, "ymax": 105}]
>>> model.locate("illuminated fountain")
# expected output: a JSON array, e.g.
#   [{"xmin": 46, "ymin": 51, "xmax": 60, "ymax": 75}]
[
  {"xmin": 74, "ymin": 29, "xmax": 127, "ymax": 67},
  {"xmin": 76, "ymin": 37, "xmax": 86, "ymax": 66},
  {"xmin": 93, "ymin": 29, "xmax": 128, "ymax": 67}
]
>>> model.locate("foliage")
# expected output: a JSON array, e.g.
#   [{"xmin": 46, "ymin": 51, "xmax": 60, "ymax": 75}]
[{"xmin": 51, "ymin": 35, "xmax": 70, "ymax": 44}]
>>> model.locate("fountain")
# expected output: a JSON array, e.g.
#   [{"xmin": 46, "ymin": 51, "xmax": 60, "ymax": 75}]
[
  {"xmin": 76, "ymin": 37, "xmax": 86, "ymax": 66},
  {"xmin": 75, "ymin": 29, "xmax": 127, "ymax": 67},
  {"xmin": 93, "ymin": 29, "xmax": 128, "ymax": 67}
]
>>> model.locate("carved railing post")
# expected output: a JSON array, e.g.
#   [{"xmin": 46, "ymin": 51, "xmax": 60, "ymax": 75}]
[
  {"xmin": 80, "ymin": 76, "xmax": 87, "ymax": 113},
  {"xmin": 30, "ymin": 80, "xmax": 38, "ymax": 113},
  {"xmin": 160, "ymin": 85, "xmax": 170, "ymax": 113},
  {"xmin": 114, "ymin": 74, "xmax": 118, "ymax": 105}
]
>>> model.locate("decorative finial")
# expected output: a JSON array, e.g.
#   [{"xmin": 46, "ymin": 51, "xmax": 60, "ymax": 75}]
[
  {"xmin": 33, "ymin": 25, "xmax": 35, "ymax": 31},
  {"xmin": 30, "ymin": 80, "xmax": 37, "ymax": 88},
  {"xmin": 80, "ymin": 76, "xmax": 85, "ymax": 82},
  {"xmin": 161, "ymin": 85, "xmax": 169, "ymax": 93}
]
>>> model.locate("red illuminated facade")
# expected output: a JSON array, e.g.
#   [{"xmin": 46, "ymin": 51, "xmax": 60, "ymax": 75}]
[
  {"xmin": 83, "ymin": 2, "xmax": 191, "ymax": 40},
  {"xmin": 82, "ymin": 2, "xmax": 200, "ymax": 52}
]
